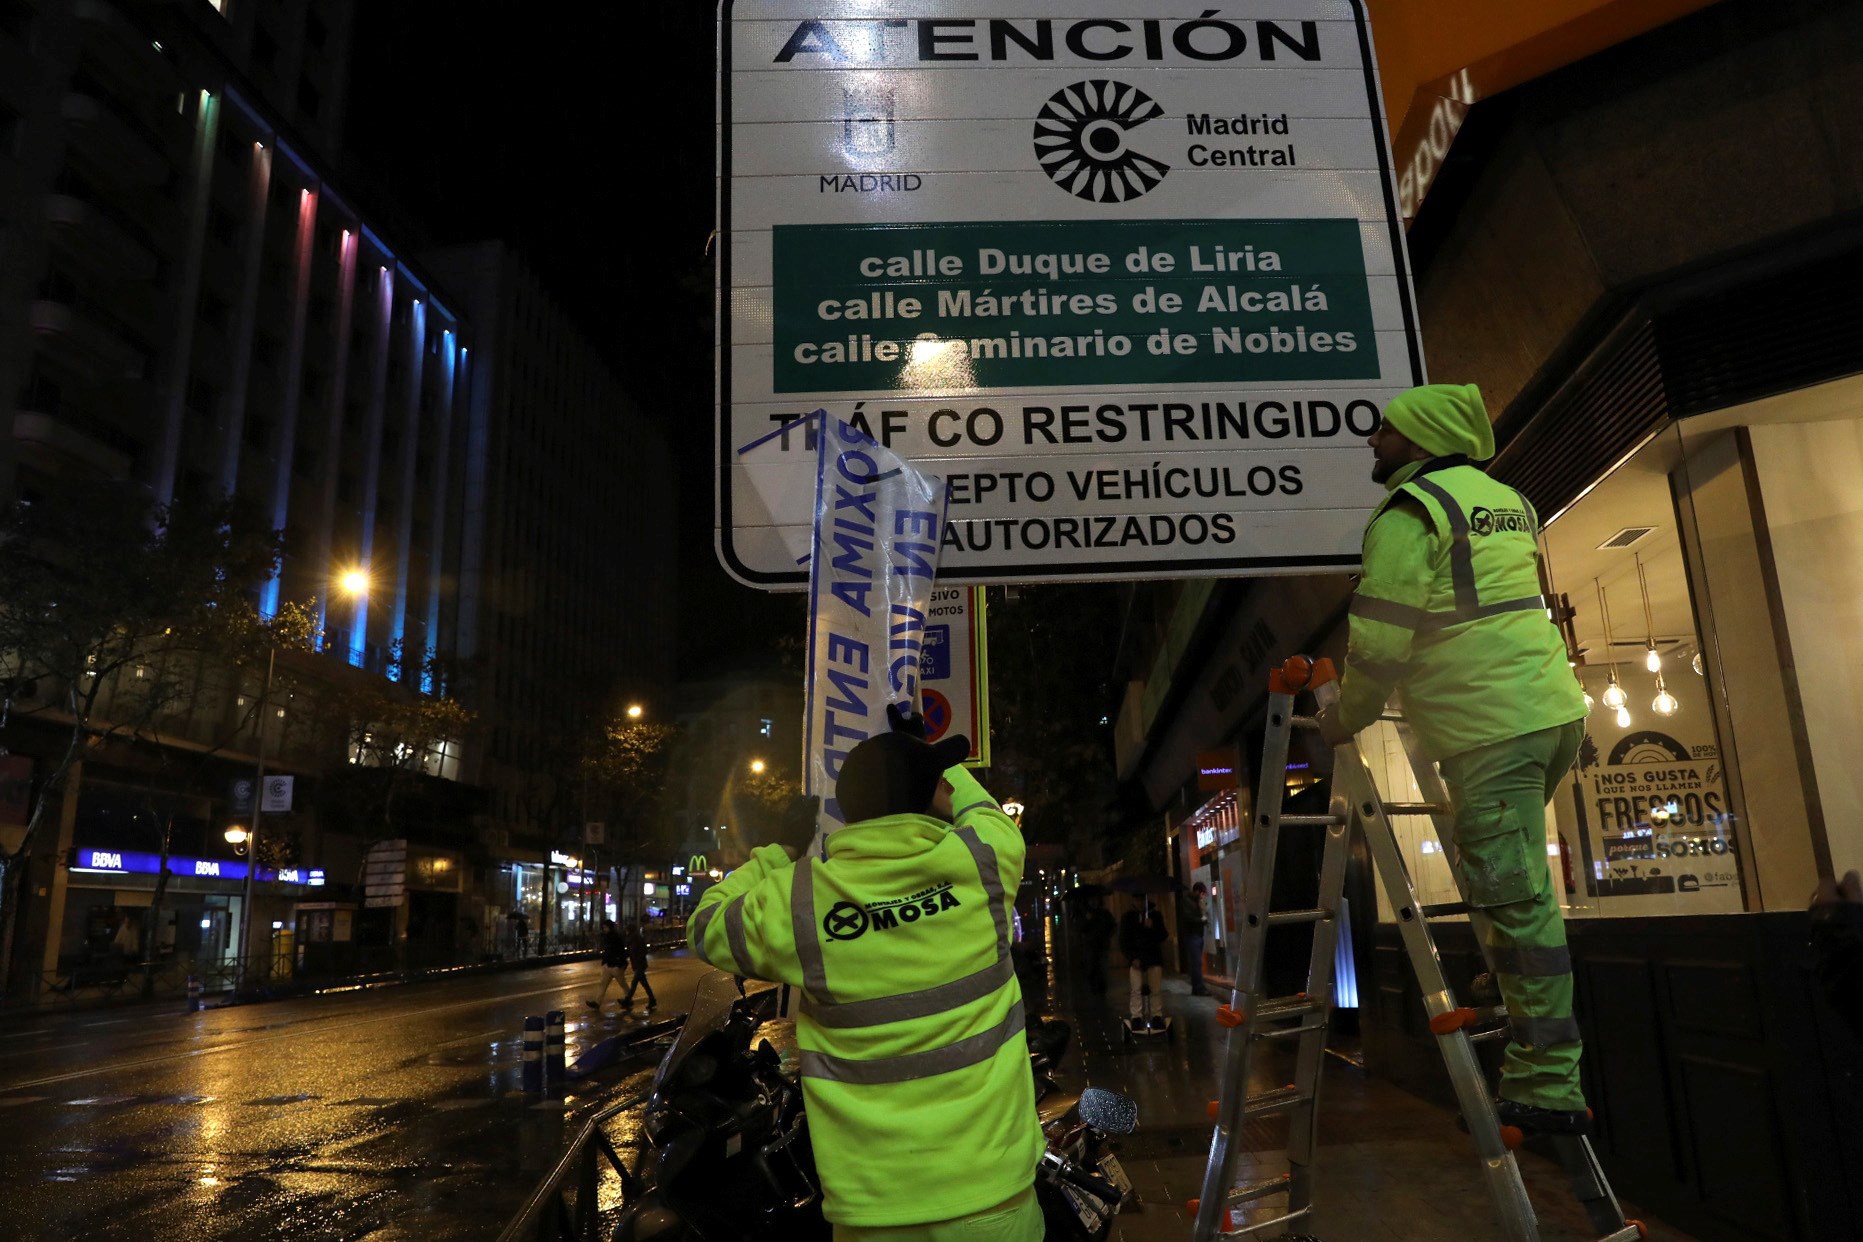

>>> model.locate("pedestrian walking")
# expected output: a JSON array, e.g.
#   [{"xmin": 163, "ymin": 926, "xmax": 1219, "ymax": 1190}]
[
  {"xmin": 585, "ymin": 918, "xmax": 629, "ymax": 1012},
  {"xmin": 1121, "ymin": 901, "xmax": 1169, "ymax": 1027},
  {"xmin": 619, "ymin": 917, "xmax": 657, "ymax": 1009},
  {"xmin": 1179, "ymin": 881, "xmax": 1211, "ymax": 996},
  {"xmin": 510, "ymin": 909, "xmax": 530, "ymax": 957},
  {"xmin": 1078, "ymin": 893, "xmax": 1115, "ymax": 995},
  {"xmin": 1317, "ymin": 382, "xmax": 1591, "ymax": 1140}
]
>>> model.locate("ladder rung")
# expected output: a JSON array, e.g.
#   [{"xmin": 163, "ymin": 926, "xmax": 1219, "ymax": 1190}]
[
  {"xmin": 1422, "ymin": 901, "xmax": 1470, "ymax": 917},
  {"xmin": 1243, "ymin": 1085, "xmax": 1310, "ymax": 1119},
  {"xmin": 1252, "ymin": 1015, "xmax": 1328, "ymax": 1041},
  {"xmin": 1223, "ymin": 1173, "xmax": 1293, "ymax": 1207},
  {"xmin": 1378, "ymin": 710, "xmax": 1407, "ymax": 721},
  {"xmin": 1469, "ymin": 1026, "xmax": 1512, "ymax": 1044},
  {"xmin": 1256, "ymin": 994, "xmax": 1322, "ymax": 1019},
  {"xmin": 1219, "ymin": 1203, "xmax": 1312, "ymax": 1237},
  {"xmin": 1265, "ymin": 907, "xmax": 1333, "ymax": 926},
  {"xmin": 1383, "ymin": 800, "xmax": 1452, "ymax": 816},
  {"xmin": 1599, "ymin": 1226, "xmax": 1646, "ymax": 1242},
  {"xmin": 1277, "ymin": 813, "xmax": 1345, "ymax": 828},
  {"xmin": 1290, "ymin": 714, "xmax": 1320, "ymax": 729}
]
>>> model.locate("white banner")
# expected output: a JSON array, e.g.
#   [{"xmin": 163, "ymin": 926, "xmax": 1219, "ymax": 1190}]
[{"xmin": 784, "ymin": 411, "xmax": 948, "ymax": 835}]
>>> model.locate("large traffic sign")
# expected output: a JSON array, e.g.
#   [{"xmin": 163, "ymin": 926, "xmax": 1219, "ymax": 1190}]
[{"xmin": 719, "ymin": 2, "xmax": 1424, "ymax": 587}]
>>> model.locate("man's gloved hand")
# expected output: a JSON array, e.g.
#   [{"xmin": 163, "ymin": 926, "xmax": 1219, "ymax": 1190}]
[
  {"xmin": 774, "ymin": 795, "xmax": 822, "ymax": 859},
  {"xmin": 1315, "ymin": 705, "xmax": 1354, "ymax": 749},
  {"xmin": 887, "ymin": 701, "xmax": 929, "ymax": 738}
]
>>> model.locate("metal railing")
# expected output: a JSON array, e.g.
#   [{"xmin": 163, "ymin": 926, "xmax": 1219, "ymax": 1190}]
[
  {"xmin": 2, "ymin": 927, "xmax": 693, "ymax": 1013},
  {"xmin": 3, "ymin": 955, "xmax": 244, "ymax": 1010},
  {"xmin": 497, "ymin": 1091, "xmax": 653, "ymax": 1242},
  {"xmin": 497, "ymin": 1010, "xmax": 689, "ymax": 1242}
]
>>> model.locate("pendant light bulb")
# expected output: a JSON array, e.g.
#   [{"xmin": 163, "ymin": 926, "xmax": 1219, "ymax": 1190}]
[
  {"xmin": 1601, "ymin": 673, "xmax": 1627, "ymax": 711},
  {"xmin": 1653, "ymin": 688, "xmax": 1679, "ymax": 717},
  {"xmin": 1583, "ymin": 690, "xmax": 1596, "ymax": 715},
  {"xmin": 1692, "ymin": 651, "xmax": 1704, "ymax": 677},
  {"xmin": 1645, "ymin": 645, "xmax": 1662, "ymax": 673},
  {"xmin": 1614, "ymin": 705, "xmax": 1632, "ymax": 729}
]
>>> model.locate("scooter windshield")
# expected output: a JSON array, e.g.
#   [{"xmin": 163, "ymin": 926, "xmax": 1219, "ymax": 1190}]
[{"xmin": 651, "ymin": 969, "xmax": 741, "ymax": 1097}]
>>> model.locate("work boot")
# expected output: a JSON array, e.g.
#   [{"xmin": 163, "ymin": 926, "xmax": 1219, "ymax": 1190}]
[{"xmin": 1496, "ymin": 1098, "xmax": 1590, "ymax": 1136}]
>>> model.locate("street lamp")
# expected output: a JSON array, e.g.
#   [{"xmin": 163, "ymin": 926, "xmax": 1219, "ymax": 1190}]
[
  {"xmin": 749, "ymin": 758, "xmax": 766, "ymax": 775},
  {"xmin": 338, "ymin": 567, "xmax": 370, "ymax": 598},
  {"xmin": 224, "ymin": 825, "xmax": 249, "ymax": 850},
  {"xmin": 1002, "ymin": 798, "xmax": 1025, "ymax": 825},
  {"xmin": 626, "ymin": 703, "xmax": 644, "ymax": 720}
]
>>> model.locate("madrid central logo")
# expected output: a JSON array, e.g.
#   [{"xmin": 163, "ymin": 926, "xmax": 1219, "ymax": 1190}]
[{"xmin": 1034, "ymin": 80, "xmax": 1171, "ymax": 203}]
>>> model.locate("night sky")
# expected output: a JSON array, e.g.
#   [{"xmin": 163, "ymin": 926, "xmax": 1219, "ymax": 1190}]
[{"xmin": 344, "ymin": 4, "xmax": 801, "ymax": 680}]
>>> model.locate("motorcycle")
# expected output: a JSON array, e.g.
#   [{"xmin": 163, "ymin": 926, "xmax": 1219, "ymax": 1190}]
[{"xmin": 613, "ymin": 970, "xmax": 1136, "ymax": 1241}]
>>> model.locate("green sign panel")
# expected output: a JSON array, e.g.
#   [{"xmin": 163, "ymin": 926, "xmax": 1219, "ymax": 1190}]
[{"xmin": 772, "ymin": 218, "xmax": 1377, "ymax": 394}]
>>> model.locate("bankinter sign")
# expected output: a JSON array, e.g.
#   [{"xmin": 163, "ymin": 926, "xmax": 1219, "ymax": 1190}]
[{"xmin": 719, "ymin": 3, "xmax": 1425, "ymax": 588}]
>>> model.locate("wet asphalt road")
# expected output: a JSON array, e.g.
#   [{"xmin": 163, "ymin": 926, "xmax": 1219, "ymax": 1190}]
[{"xmin": 0, "ymin": 953, "xmax": 711, "ymax": 1241}]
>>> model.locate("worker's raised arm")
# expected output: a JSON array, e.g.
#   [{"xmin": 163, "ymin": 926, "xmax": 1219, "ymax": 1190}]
[
  {"xmin": 945, "ymin": 765, "xmax": 1025, "ymax": 876},
  {"xmin": 1335, "ymin": 500, "xmax": 1436, "ymax": 736},
  {"xmin": 687, "ymin": 842, "xmax": 804, "ymax": 986}
]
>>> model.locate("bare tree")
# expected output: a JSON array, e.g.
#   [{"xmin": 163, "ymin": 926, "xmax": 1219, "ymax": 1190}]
[
  {"xmin": 0, "ymin": 483, "xmax": 282, "ymax": 990},
  {"xmin": 119, "ymin": 600, "xmax": 322, "ymax": 997},
  {"xmin": 582, "ymin": 713, "xmax": 679, "ymax": 913},
  {"xmin": 317, "ymin": 642, "xmax": 475, "ymax": 869}
]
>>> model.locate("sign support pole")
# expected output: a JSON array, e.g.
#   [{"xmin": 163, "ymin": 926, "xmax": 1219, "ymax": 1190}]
[{"xmin": 235, "ymin": 641, "xmax": 275, "ymax": 995}]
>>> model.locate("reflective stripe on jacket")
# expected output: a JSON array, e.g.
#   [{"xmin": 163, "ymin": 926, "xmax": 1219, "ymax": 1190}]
[
  {"xmin": 686, "ymin": 766, "xmax": 1042, "ymax": 1228},
  {"xmin": 1338, "ymin": 458, "xmax": 1586, "ymax": 759}
]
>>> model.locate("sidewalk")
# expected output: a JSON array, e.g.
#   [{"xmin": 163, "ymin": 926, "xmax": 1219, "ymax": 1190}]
[
  {"xmin": 2, "ymin": 930, "xmax": 691, "ymax": 1019},
  {"xmin": 1026, "ymin": 951, "xmax": 1696, "ymax": 1242}
]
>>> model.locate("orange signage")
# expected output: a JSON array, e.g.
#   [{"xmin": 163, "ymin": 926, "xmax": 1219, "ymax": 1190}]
[{"xmin": 1367, "ymin": 0, "xmax": 1722, "ymax": 219}]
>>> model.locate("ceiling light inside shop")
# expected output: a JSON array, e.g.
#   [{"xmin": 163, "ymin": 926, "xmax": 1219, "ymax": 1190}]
[{"xmin": 1598, "ymin": 526, "xmax": 1657, "ymax": 550}]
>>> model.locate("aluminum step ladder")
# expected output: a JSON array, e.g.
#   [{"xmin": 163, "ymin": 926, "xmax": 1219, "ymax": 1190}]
[{"xmin": 1188, "ymin": 655, "xmax": 1645, "ymax": 1242}]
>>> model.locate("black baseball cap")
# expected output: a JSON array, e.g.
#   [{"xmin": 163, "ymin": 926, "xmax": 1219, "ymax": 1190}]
[{"xmin": 836, "ymin": 731, "xmax": 971, "ymax": 823}]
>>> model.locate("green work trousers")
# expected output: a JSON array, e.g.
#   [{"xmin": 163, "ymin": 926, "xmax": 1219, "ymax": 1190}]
[
  {"xmin": 832, "ymin": 1187, "xmax": 1043, "ymax": 1242},
  {"xmin": 1438, "ymin": 719, "xmax": 1587, "ymax": 1111}
]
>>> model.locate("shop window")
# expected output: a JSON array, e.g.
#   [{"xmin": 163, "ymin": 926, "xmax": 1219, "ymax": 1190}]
[{"xmin": 1543, "ymin": 444, "xmax": 1745, "ymax": 917}]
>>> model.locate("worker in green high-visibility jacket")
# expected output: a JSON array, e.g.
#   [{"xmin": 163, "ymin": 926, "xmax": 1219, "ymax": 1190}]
[
  {"xmin": 1317, "ymin": 382, "xmax": 1592, "ymax": 1137},
  {"xmin": 688, "ymin": 705, "xmax": 1044, "ymax": 1241}
]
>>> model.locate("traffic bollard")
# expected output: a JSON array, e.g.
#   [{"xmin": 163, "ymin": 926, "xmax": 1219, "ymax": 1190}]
[
  {"xmin": 522, "ymin": 1015, "xmax": 544, "ymax": 1095},
  {"xmin": 545, "ymin": 1009, "xmax": 566, "ymax": 1085},
  {"xmin": 186, "ymin": 975, "xmax": 203, "ymax": 1013}
]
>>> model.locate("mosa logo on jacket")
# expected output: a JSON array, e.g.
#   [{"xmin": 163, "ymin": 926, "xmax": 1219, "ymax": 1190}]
[
  {"xmin": 823, "ymin": 883, "xmax": 964, "ymax": 941},
  {"xmin": 1469, "ymin": 505, "xmax": 1532, "ymax": 536}
]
